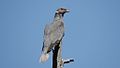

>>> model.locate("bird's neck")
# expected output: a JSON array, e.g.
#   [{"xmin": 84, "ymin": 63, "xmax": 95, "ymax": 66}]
[{"xmin": 54, "ymin": 13, "xmax": 64, "ymax": 21}]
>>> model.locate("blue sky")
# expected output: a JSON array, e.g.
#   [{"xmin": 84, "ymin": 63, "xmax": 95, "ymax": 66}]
[{"xmin": 0, "ymin": 0, "xmax": 120, "ymax": 68}]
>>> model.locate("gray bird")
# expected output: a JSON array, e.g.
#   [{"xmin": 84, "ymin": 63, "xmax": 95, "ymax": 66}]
[{"xmin": 40, "ymin": 8, "xmax": 69, "ymax": 63}]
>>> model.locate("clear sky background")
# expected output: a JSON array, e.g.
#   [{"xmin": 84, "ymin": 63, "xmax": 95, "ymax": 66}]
[{"xmin": 0, "ymin": 0, "xmax": 120, "ymax": 68}]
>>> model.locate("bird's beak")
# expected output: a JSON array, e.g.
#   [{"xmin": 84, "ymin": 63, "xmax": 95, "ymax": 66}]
[{"xmin": 66, "ymin": 9, "xmax": 70, "ymax": 13}]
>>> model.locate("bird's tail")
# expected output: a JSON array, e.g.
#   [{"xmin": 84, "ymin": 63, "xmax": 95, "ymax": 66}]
[{"xmin": 39, "ymin": 53, "xmax": 49, "ymax": 63}]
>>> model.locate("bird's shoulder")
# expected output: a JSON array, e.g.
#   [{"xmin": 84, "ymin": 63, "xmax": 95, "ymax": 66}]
[
  {"xmin": 44, "ymin": 22, "xmax": 55, "ymax": 34},
  {"xmin": 44, "ymin": 23, "xmax": 51, "ymax": 34}
]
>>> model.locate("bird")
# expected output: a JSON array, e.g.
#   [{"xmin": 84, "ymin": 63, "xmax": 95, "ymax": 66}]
[{"xmin": 39, "ymin": 7, "xmax": 70, "ymax": 63}]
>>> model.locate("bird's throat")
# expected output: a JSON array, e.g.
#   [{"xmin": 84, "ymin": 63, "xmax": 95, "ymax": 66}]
[{"xmin": 54, "ymin": 13, "xmax": 63, "ymax": 20}]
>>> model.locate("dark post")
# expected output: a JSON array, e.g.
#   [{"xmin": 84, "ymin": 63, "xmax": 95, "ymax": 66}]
[{"xmin": 52, "ymin": 42, "xmax": 74, "ymax": 68}]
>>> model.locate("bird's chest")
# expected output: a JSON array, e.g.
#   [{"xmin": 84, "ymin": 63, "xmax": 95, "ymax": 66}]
[
  {"xmin": 52, "ymin": 21, "xmax": 64, "ymax": 32},
  {"xmin": 49, "ymin": 21, "xmax": 64, "ymax": 43}
]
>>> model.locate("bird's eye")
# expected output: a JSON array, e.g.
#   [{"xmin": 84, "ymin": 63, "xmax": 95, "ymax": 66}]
[{"xmin": 60, "ymin": 8, "xmax": 64, "ymax": 10}]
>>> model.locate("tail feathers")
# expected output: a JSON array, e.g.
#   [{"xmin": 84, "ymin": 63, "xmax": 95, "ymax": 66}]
[{"xmin": 39, "ymin": 53, "xmax": 49, "ymax": 63}]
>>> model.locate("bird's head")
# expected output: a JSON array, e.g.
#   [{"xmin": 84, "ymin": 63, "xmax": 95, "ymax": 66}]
[{"xmin": 55, "ymin": 8, "xmax": 70, "ymax": 17}]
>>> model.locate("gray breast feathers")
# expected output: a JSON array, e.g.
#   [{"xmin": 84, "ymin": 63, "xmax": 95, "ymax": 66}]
[{"xmin": 43, "ymin": 20, "xmax": 64, "ymax": 53}]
